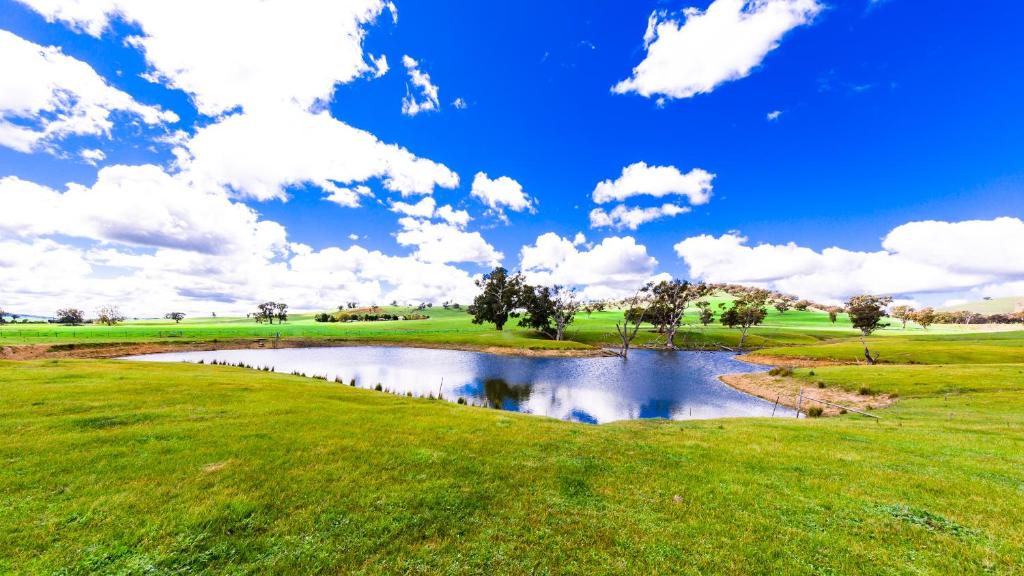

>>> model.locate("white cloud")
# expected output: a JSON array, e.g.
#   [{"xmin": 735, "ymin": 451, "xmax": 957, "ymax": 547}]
[
  {"xmin": 470, "ymin": 172, "xmax": 535, "ymax": 220},
  {"xmin": 390, "ymin": 197, "xmax": 471, "ymax": 227},
  {"xmin": 590, "ymin": 203, "xmax": 690, "ymax": 230},
  {"xmin": 348, "ymin": 233, "xmax": 361, "ymax": 241},
  {"xmin": 0, "ymin": 29, "xmax": 176, "ymax": 153},
  {"xmin": 324, "ymin": 185, "xmax": 373, "ymax": 208},
  {"xmin": 767, "ymin": 110, "xmax": 782, "ymax": 121},
  {"xmin": 370, "ymin": 54, "xmax": 389, "ymax": 78},
  {"xmin": 391, "ymin": 197, "xmax": 437, "ymax": 218},
  {"xmin": 79, "ymin": 148, "xmax": 106, "ymax": 165},
  {"xmin": 592, "ymin": 162, "xmax": 714, "ymax": 205},
  {"xmin": 613, "ymin": 0, "xmax": 822, "ymax": 100},
  {"xmin": 395, "ymin": 217, "xmax": 502, "ymax": 266},
  {"xmin": 18, "ymin": 0, "xmax": 391, "ymax": 115},
  {"xmin": 0, "ymin": 166, "xmax": 287, "ymax": 256},
  {"xmin": 181, "ymin": 107, "xmax": 459, "ymax": 202},
  {"xmin": 452, "ymin": 97, "xmax": 467, "ymax": 109},
  {"xmin": 436, "ymin": 204, "xmax": 471, "ymax": 227},
  {"xmin": 401, "ymin": 55, "xmax": 440, "ymax": 116},
  {"xmin": 673, "ymin": 217, "xmax": 1024, "ymax": 303},
  {"xmin": 520, "ymin": 233, "xmax": 659, "ymax": 299}
]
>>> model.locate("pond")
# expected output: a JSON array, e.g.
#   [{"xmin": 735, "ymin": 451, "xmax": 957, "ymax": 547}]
[{"xmin": 125, "ymin": 346, "xmax": 795, "ymax": 424}]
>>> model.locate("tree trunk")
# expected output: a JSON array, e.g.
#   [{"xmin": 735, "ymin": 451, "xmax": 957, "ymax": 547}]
[
  {"xmin": 861, "ymin": 334, "xmax": 875, "ymax": 365},
  {"xmin": 666, "ymin": 326, "xmax": 677, "ymax": 349},
  {"xmin": 738, "ymin": 327, "xmax": 749, "ymax": 351}
]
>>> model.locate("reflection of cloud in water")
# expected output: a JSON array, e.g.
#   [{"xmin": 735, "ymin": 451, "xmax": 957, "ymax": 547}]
[{"xmin": 126, "ymin": 347, "xmax": 792, "ymax": 424}]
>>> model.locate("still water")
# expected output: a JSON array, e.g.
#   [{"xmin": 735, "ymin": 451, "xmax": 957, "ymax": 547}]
[{"xmin": 126, "ymin": 346, "xmax": 794, "ymax": 424}]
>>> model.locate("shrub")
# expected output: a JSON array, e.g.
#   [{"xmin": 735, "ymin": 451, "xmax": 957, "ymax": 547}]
[
  {"xmin": 817, "ymin": 381, "xmax": 826, "ymax": 389},
  {"xmin": 349, "ymin": 378, "xmax": 356, "ymax": 387},
  {"xmin": 768, "ymin": 367, "xmax": 794, "ymax": 377},
  {"xmin": 374, "ymin": 383, "xmax": 383, "ymax": 391},
  {"xmin": 457, "ymin": 397, "xmax": 466, "ymax": 405},
  {"xmin": 858, "ymin": 386, "xmax": 872, "ymax": 395},
  {"xmin": 807, "ymin": 406, "xmax": 824, "ymax": 418}
]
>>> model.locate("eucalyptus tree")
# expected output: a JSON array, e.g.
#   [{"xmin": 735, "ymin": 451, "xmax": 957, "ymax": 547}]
[
  {"xmin": 55, "ymin": 308, "xmax": 85, "ymax": 325},
  {"xmin": 164, "ymin": 312, "xmax": 186, "ymax": 323},
  {"xmin": 651, "ymin": 279, "xmax": 710, "ymax": 349},
  {"xmin": 845, "ymin": 294, "xmax": 894, "ymax": 364},
  {"xmin": 720, "ymin": 288, "xmax": 770, "ymax": 351},
  {"xmin": 95, "ymin": 305, "xmax": 125, "ymax": 326},
  {"xmin": 890, "ymin": 305, "xmax": 915, "ymax": 330},
  {"xmin": 519, "ymin": 285, "xmax": 579, "ymax": 341},
  {"xmin": 469, "ymin": 267, "xmax": 525, "ymax": 331},
  {"xmin": 614, "ymin": 283, "xmax": 654, "ymax": 359}
]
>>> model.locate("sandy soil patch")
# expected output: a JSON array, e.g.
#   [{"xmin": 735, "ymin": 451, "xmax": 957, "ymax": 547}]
[{"xmin": 720, "ymin": 372, "xmax": 894, "ymax": 417}]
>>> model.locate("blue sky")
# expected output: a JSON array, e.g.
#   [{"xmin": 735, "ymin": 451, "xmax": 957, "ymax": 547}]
[{"xmin": 1, "ymin": 0, "xmax": 1023, "ymax": 316}]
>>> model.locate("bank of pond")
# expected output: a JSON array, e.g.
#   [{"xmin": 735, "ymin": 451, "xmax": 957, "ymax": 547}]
[{"xmin": 127, "ymin": 346, "xmax": 796, "ymax": 424}]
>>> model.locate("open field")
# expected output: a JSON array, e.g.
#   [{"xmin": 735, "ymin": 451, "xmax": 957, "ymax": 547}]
[
  {"xmin": 939, "ymin": 296, "xmax": 1024, "ymax": 315},
  {"xmin": 2, "ymin": 358, "xmax": 1023, "ymax": 574},
  {"xmin": 2, "ymin": 302, "xmax": 1016, "ymax": 355}
]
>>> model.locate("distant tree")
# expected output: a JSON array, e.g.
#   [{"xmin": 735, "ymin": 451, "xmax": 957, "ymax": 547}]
[
  {"xmin": 164, "ymin": 312, "xmax": 186, "ymax": 324},
  {"xmin": 827, "ymin": 306, "xmax": 840, "ymax": 325},
  {"xmin": 55, "ymin": 308, "xmax": 85, "ymax": 325},
  {"xmin": 720, "ymin": 289, "xmax": 770, "ymax": 351},
  {"xmin": 390, "ymin": 300, "xmax": 398, "ymax": 307},
  {"xmin": 519, "ymin": 285, "xmax": 579, "ymax": 341},
  {"xmin": 845, "ymin": 295, "xmax": 894, "ymax": 365},
  {"xmin": 773, "ymin": 299, "xmax": 791, "ymax": 314},
  {"xmin": 890, "ymin": 305, "xmax": 915, "ymax": 330},
  {"xmin": 696, "ymin": 300, "xmax": 715, "ymax": 326},
  {"xmin": 275, "ymin": 303, "xmax": 288, "ymax": 323},
  {"xmin": 255, "ymin": 302, "xmax": 278, "ymax": 324},
  {"xmin": 614, "ymin": 284, "xmax": 654, "ymax": 359},
  {"xmin": 793, "ymin": 300, "xmax": 811, "ymax": 311},
  {"xmin": 96, "ymin": 305, "xmax": 126, "ymax": 326},
  {"xmin": 912, "ymin": 307, "xmax": 936, "ymax": 330},
  {"xmin": 0, "ymin": 307, "xmax": 6, "ymax": 324},
  {"xmin": 469, "ymin": 267, "xmax": 525, "ymax": 331}
]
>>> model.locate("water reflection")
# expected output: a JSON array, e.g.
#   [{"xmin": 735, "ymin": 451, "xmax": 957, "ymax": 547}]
[{"xmin": 126, "ymin": 347, "xmax": 794, "ymax": 424}]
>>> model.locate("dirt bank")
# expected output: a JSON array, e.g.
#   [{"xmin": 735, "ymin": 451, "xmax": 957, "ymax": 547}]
[
  {"xmin": 719, "ymin": 372, "xmax": 894, "ymax": 417},
  {"xmin": 0, "ymin": 338, "xmax": 610, "ymax": 361}
]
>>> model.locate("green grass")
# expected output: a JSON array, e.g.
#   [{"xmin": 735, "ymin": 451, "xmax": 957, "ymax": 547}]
[
  {"xmin": 751, "ymin": 331, "xmax": 1024, "ymax": 365},
  {"xmin": 2, "ymin": 359, "xmax": 1023, "ymax": 574},
  {"xmin": 0, "ymin": 302, "xmax": 999, "ymax": 352}
]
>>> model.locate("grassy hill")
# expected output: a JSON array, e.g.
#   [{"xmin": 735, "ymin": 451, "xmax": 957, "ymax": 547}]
[
  {"xmin": 0, "ymin": 301, "xmax": 1005, "ymax": 353},
  {"xmin": 939, "ymin": 296, "xmax": 1024, "ymax": 315},
  {"xmin": 1, "ymin": 357, "xmax": 1022, "ymax": 574}
]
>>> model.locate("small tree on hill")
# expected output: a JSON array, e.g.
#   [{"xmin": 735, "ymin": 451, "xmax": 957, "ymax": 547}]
[
  {"xmin": 469, "ymin": 267, "xmax": 525, "ymax": 331},
  {"xmin": 275, "ymin": 303, "xmax": 288, "ymax": 323},
  {"xmin": 890, "ymin": 305, "xmax": 915, "ymax": 330},
  {"xmin": 696, "ymin": 300, "xmax": 714, "ymax": 326},
  {"xmin": 55, "ymin": 308, "xmax": 85, "ymax": 325},
  {"xmin": 912, "ymin": 307, "xmax": 936, "ymax": 330},
  {"xmin": 164, "ymin": 312, "xmax": 186, "ymax": 324},
  {"xmin": 773, "ymin": 299, "xmax": 791, "ymax": 314},
  {"xmin": 720, "ymin": 289, "xmax": 770, "ymax": 351},
  {"xmin": 827, "ymin": 306, "xmax": 840, "ymax": 325},
  {"xmin": 845, "ymin": 295, "xmax": 894, "ymax": 365},
  {"xmin": 793, "ymin": 300, "xmax": 811, "ymax": 311},
  {"xmin": 96, "ymin": 305, "xmax": 125, "ymax": 326}
]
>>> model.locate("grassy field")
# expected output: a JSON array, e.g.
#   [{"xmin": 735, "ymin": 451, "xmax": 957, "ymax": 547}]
[
  {"xmin": 0, "ymin": 301, "xmax": 1009, "ymax": 353},
  {"xmin": 2, "ymin": 358, "xmax": 1023, "ymax": 574},
  {"xmin": 750, "ymin": 331, "xmax": 1024, "ymax": 365},
  {"xmin": 939, "ymin": 296, "xmax": 1023, "ymax": 315}
]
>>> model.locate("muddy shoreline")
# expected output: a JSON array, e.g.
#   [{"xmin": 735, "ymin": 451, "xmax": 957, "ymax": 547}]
[{"xmin": 0, "ymin": 338, "xmax": 614, "ymax": 361}]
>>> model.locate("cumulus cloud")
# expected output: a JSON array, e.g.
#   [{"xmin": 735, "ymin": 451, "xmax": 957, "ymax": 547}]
[
  {"xmin": 592, "ymin": 162, "xmax": 714, "ymax": 205},
  {"xmin": 470, "ymin": 172, "xmax": 535, "ymax": 220},
  {"xmin": 673, "ymin": 217, "xmax": 1024, "ymax": 303},
  {"xmin": 0, "ymin": 166, "xmax": 287, "ymax": 256},
  {"xmin": 181, "ymin": 107, "xmax": 459, "ymax": 202},
  {"xmin": 391, "ymin": 197, "xmax": 471, "ymax": 227},
  {"xmin": 590, "ymin": 203, "xmax": 690, "ymax": 230},
  {"xmin": 520, "ymin": 233, "xmax": 659, "ymax": 299},
  {"xmin": 17, "ymin": 0, "xmax": 390, "ymax": 115},
  {"xmin": 401, "ymin": 55, "xmax": 440, "ymax": 116},
  {"xmin": 394, "ymin": 217, "xmax": 502, "ymax": 266},
  {"xmin": 613, "ymin": 0, "xmax": 822, "ymax": 100},
  {"xmin": 0, "ymin": 29, "xmax": 176, "ymax": 153}
]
